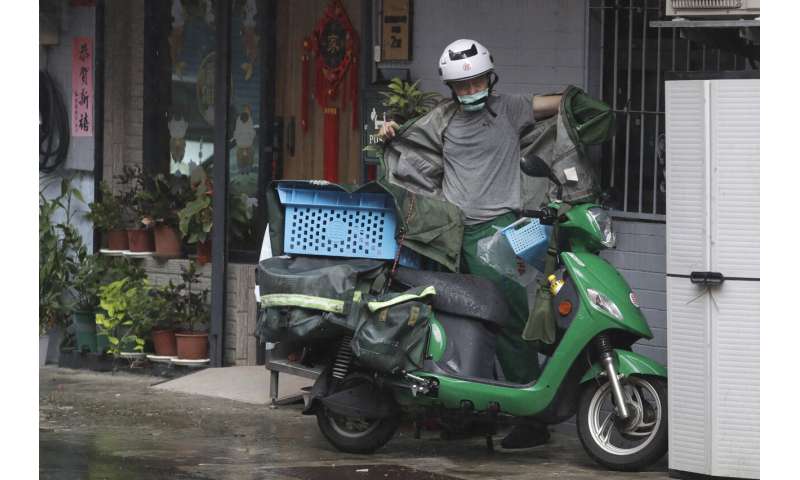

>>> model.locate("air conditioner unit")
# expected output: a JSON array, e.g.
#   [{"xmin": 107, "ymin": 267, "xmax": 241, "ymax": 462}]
[{"xmin": 666, "ymin": 0, "xmax": 760, "ymax": 17}]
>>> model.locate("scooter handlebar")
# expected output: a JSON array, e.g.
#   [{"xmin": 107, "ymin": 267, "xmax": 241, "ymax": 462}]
[{"xmin": 519, "ymin": 207, "xmax": 558, "ymax": 225}]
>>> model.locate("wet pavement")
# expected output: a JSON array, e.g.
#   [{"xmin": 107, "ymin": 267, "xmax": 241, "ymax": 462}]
[{"xmin": 39, "ymin": 367, "xmax": 668, "ymax": 479}]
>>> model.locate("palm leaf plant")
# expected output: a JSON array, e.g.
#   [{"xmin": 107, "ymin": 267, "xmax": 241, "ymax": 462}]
[{"xmin": 379, "ymin": 77, "xmax": 442, "ymax": 124}]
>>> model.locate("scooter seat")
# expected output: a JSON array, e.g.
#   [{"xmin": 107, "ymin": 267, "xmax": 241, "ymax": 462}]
[{"xmin": 392, "ymin": 268, "xmax": 509, "ymax": 327}]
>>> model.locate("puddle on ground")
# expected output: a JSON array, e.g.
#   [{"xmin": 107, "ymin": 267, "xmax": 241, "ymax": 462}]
[
  {"xmin": 40, "ymin": 432, "xmax": 214, "ymax": 480},
  {"xmin": 40, "ymin": 431, "xmax": 465, "ymax": 480},
  {"xmin": 271, "ymin": 464, "xmax": 462, "ymax": 480}
]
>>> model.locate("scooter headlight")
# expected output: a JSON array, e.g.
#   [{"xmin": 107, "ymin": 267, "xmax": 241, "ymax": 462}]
[
  {"xmin": 587, "ymin": 208, "xmax": 616, "ymax": 248},
  {"xmin": 586, "ymin": 288, "xmax": 623, "ymax": 321}
]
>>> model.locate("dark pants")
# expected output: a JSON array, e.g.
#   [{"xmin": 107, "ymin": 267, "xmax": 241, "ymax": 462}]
[{"xmin": 461, "ymin": 212, "xmax": 541, "ymax": 384}]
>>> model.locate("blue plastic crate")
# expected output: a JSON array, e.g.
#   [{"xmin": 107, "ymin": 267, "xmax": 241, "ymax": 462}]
[
  {"xmin": 500, "ymin": 217, "xmax": 552, "ymax": 272},
  {"xmin": 278, "ymin": 186, "xmax": 399, "ymax": 260}
]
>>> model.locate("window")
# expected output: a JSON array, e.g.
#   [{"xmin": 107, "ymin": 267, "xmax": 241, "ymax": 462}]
[
  {"xmin": 587, "ymin": 0, "xmax": 756, "ymax": 219},
  {"xmin": 145, "ymin": 0, "xmax": 270, "ymax": 261}
]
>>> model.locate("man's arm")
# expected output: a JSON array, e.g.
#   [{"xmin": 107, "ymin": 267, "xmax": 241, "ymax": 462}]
[{"xmin": 533, "ymin": 95, "xmax": 562, "ymax": 120}]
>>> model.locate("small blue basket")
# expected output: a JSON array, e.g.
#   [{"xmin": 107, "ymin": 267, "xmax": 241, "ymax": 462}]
[
  {"xmin": 278, "ymin": 185, "xmax": 399, "ymax": 260},
  {"xmin": 500, "ymin": 217, "xmax": 552, "ymax": 272}
]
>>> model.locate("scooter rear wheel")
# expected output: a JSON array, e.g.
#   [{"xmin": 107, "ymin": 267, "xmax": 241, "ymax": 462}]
[
  {"xmin": 315, "ymin": 376, "xmax": 400, "ymax": 454},
  {"xmin": 576, "ymin": 375, "xmax": 668, "ymax": 471}
]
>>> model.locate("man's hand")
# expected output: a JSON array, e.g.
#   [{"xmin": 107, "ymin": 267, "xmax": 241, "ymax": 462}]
[
  {"xmin": 378, "ymin": 120, "xmax": 400, "ymax": 140},
  {"xmin": 533, "ymin": 95, "xmax": 562, "ymax": 120}
]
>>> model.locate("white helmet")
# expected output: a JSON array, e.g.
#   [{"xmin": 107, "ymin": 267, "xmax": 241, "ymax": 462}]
[{"xmin": 438, "ymin": 39, "xmax": 494, "ymax": 83}]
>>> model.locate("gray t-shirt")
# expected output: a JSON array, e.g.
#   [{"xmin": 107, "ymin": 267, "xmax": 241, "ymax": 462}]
[{"xmin": 442, "ymin": 93, "xmax": 536, "ymax": 225}]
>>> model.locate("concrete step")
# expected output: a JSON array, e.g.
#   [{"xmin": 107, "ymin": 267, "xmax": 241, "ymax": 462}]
[{"xmin": 152, "ymin": 366, "xmax": 312, "ymax": 405}]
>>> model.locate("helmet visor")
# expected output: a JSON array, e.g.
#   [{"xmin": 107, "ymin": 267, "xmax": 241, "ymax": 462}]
[{"xmin": 448, "ymin": 43, "xmax": 479, "ymax": 61}]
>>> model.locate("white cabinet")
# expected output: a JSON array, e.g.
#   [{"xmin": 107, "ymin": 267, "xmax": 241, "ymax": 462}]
[{"xmin": 665, "ymin": 79, "xmax": 759, "ymax": 479}]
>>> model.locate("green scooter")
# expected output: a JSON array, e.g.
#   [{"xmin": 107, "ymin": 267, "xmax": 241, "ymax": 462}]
[{"xmin": 306, "ymin": 156, "xmax": 668, "ymax": 471}]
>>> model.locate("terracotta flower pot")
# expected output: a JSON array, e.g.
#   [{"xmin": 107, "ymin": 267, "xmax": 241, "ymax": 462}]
[
  {"xmin": 196, "ymin": 240, "xmax": 212, "ymax": 265},
  {"xmin": 154, "ymin": 225, "xmax": 183, "ymax": 257},
  {"xmin": 127, "ymin": 228, "xmax": 154, "ymax": 252},
  {"xmin": 106, "ymin": 229, "xmax": 129, "ymax": 251},
  {"xmin": 175, "ymin": 332, "xmax": 209, "ymax": 360},
  {"xmin": 151, "ymin": 329, "xmax": 177, "ymax": 356}
]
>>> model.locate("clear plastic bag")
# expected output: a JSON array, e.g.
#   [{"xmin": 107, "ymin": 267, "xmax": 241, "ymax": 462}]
[{"xmin": 476, "ymin": 226, "xmax": 544, "ymax": 290}]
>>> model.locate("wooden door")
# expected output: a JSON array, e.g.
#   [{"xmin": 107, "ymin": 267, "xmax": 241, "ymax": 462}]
[{"xmin": 275, "ymin": 0, "xmax": 364, "ymax": 184}]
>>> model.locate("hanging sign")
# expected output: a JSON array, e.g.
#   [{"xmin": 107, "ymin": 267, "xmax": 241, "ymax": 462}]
[
  {"xmin": 382, "ymin": 0, "xmax": 411, "ymax": 61},
  {"xmin": 301, "ymin": 0, "xmax": 359, "ymax": 182},
  {"xmin": 71, "ymin": 36, "xmax": 93, "ymax": 137}
]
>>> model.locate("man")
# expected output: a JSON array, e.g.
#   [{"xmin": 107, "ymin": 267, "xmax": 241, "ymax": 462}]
[{"xmin": 380, "ymin": 39, "xmax": 562, "ymax": 449}]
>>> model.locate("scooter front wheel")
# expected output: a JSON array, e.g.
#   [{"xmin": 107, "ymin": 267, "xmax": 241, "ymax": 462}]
[{"xmin": 576, "ymin": 375, "xmax": 667, "ymax": 471}]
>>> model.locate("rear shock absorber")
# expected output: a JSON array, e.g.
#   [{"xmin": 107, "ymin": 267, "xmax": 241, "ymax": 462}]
[
  {"xmin": 331, "ymin": 335, "xmax": 353, "ymax": 380},
  {"xmin": 595, "ymin": 334, "xmax": 629, "ymax": 419}
]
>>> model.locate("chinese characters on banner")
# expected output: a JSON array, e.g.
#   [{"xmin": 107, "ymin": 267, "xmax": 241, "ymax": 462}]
[{"xmin": 72, "ymin": 37, "xmax": 93, "ymax": 137}]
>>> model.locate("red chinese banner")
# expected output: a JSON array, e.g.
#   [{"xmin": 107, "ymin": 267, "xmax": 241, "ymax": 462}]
[{"xmin": 71, "ymin": 37, "xmax": 93, "ymax": 137}]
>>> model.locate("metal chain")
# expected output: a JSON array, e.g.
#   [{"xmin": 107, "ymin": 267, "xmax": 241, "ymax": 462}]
[{"xmin": 385, "ymin": 193, "xmax": 416, "ymax": 291}]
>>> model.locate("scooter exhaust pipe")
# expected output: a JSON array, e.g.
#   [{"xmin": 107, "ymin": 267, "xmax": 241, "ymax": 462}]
[{"xmin": 596, "ymin": 336, "xmax": 629, "ymax": 420}]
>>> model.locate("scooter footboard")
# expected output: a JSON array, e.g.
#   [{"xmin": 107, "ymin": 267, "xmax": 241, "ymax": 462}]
[{"xmin": 579, "ymin": 349, "xmax": 667, "ymax": 384}]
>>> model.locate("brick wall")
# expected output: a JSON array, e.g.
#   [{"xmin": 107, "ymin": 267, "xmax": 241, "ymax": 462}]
[{"xmin": 103, "ymin": 0, "xmax": 144, "ymax": 191}]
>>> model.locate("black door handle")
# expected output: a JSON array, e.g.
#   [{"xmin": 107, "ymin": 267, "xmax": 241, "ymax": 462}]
[{"xmin": 689, "ymin": 271, "xmax": 725, "ymax": 286}]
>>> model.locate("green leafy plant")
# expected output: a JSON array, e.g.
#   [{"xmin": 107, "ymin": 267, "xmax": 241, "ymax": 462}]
[
  {"xmin": 39, "ymin": 178, "xmax": 85, "ymax": 334},
  {"xmin": 175, "ymin": 262, "xmax": 210, "ymax": 333},
  {"xmin": 95, "ymin": 278, "xmax": 163, "ymax": 355},
  {"xmin": 153, "ymin": 280, "xmax": 186, "ymax": 331},
  {"xmin": 67, "ymin": 251, "xmax": 106, "ymax": 313},
  {"xmin": 114, "ymin": 165, "xmax": 150, "ymax": 228},
  {"xmin": 137, "ymin": 173, "xmax": 192, "ymax": 228},
  {"xmin": 178, "ymin": 165, "xmax": 253, "ymax": 244},
  {"xmin": 67, "ymin": 255, "xmax": 146, "ymax": 314},
  {"xmin": 178, "ymin": 178, "xmax": 213, "ymax": 244},
  {"xmin": 379, "ymin": 77, "xmax": 442, "ymax": 124},
  {"xmin": 85, "ymin": 181, "xmax": 125, "ymax": 231},
  {"xmin": 101, "ymin": 256, "xmax": 147, "ymax": 285}
]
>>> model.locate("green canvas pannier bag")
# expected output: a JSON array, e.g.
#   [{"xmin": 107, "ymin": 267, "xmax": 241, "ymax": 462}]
[
  {"xmin": 351, "ymin": 286, "xmax": 436, "ymax": 375},
  {"xmin": 256, "ymin": 307, "xmax": 350, "ymax": 344},
  {"xmin": 256, "ymin": 256, "xmax": 388, "ymax": 344}
]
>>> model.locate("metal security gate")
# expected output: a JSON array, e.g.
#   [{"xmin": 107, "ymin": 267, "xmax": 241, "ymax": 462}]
[{"xmin": 587, "ymin": 0, "xmax": 755, "ymax": 219}]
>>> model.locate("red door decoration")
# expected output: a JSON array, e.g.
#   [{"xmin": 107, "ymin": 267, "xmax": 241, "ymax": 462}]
[{"xmin": 300, "ymin": 0, "xmax": 359, "ymax": 182}]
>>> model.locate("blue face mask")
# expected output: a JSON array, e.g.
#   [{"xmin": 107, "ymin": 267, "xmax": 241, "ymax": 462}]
[{"xmin": 458, "ymin": 89, "xmax": 489, "ymax": 111}]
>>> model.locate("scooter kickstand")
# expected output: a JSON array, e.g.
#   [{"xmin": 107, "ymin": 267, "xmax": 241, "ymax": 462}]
[{"xmin": 486, "ymin": 435, "xmax": 495, "ymax": 453}]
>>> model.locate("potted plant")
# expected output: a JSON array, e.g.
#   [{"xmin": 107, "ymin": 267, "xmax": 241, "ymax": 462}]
[
  {"xmin": 66, "ymin": 250, "xmax": 107, "ymax": 353},
  {"xmin": 39, "ymin": 179, "xmax": 85, "ymax": 363},
  {"xmin": 173, "ymin": 262, "xmax": 211, "ymax": 360},
  {"xmin": 379, "ymin": 77, "xmax": 442, "ymax": 124},
  {"xmin": 116, "ymin": 166, "xmax": 155, "ymax": 253},
  {"xmin": 178, "ymin": 175, "xmax": 213, "ymax": 265},
  {"xmin": 139, "ymin": 173, "xmax": 192, "ymax": 257},
  {"xmin": 95, "ymin": 277, "xmax": 159, "ymax": 356},
  {"xmin": 149, "ymin": 280, "xmax": 185, "ymax": 356},
  {"xmin": 178, "ymin": 166, "xmax": 253, "ymax": 264},
  {"xmin": 86, "ymin": 181, "xmax": 128, "ymax": 251},
  {"xmin": 91, "ymin": 256, "xmax": 147, "ymax": 354}
]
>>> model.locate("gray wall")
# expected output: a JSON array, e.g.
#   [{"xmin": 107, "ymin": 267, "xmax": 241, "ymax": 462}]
[
  {"xmin": 602, "ymin": 220, "xmax": 667, "ymax": 365},
  {"xmin": 40, "ymin": 3, "xmax": 98, "ymax": 251},
  {"xmin": 379, "ymin": 0, "xmax": 589, "ymax": 95}
]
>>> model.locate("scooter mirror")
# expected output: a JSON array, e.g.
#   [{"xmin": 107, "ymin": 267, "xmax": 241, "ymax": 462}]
[{"xmin": 520, "ymin": 154, "xmax": 552, "ymax": 178}]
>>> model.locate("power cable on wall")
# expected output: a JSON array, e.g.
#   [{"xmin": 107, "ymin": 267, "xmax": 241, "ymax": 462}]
[{"xmin": 40, "ymin": 70, "xmax": 70, "ymax": 174}]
